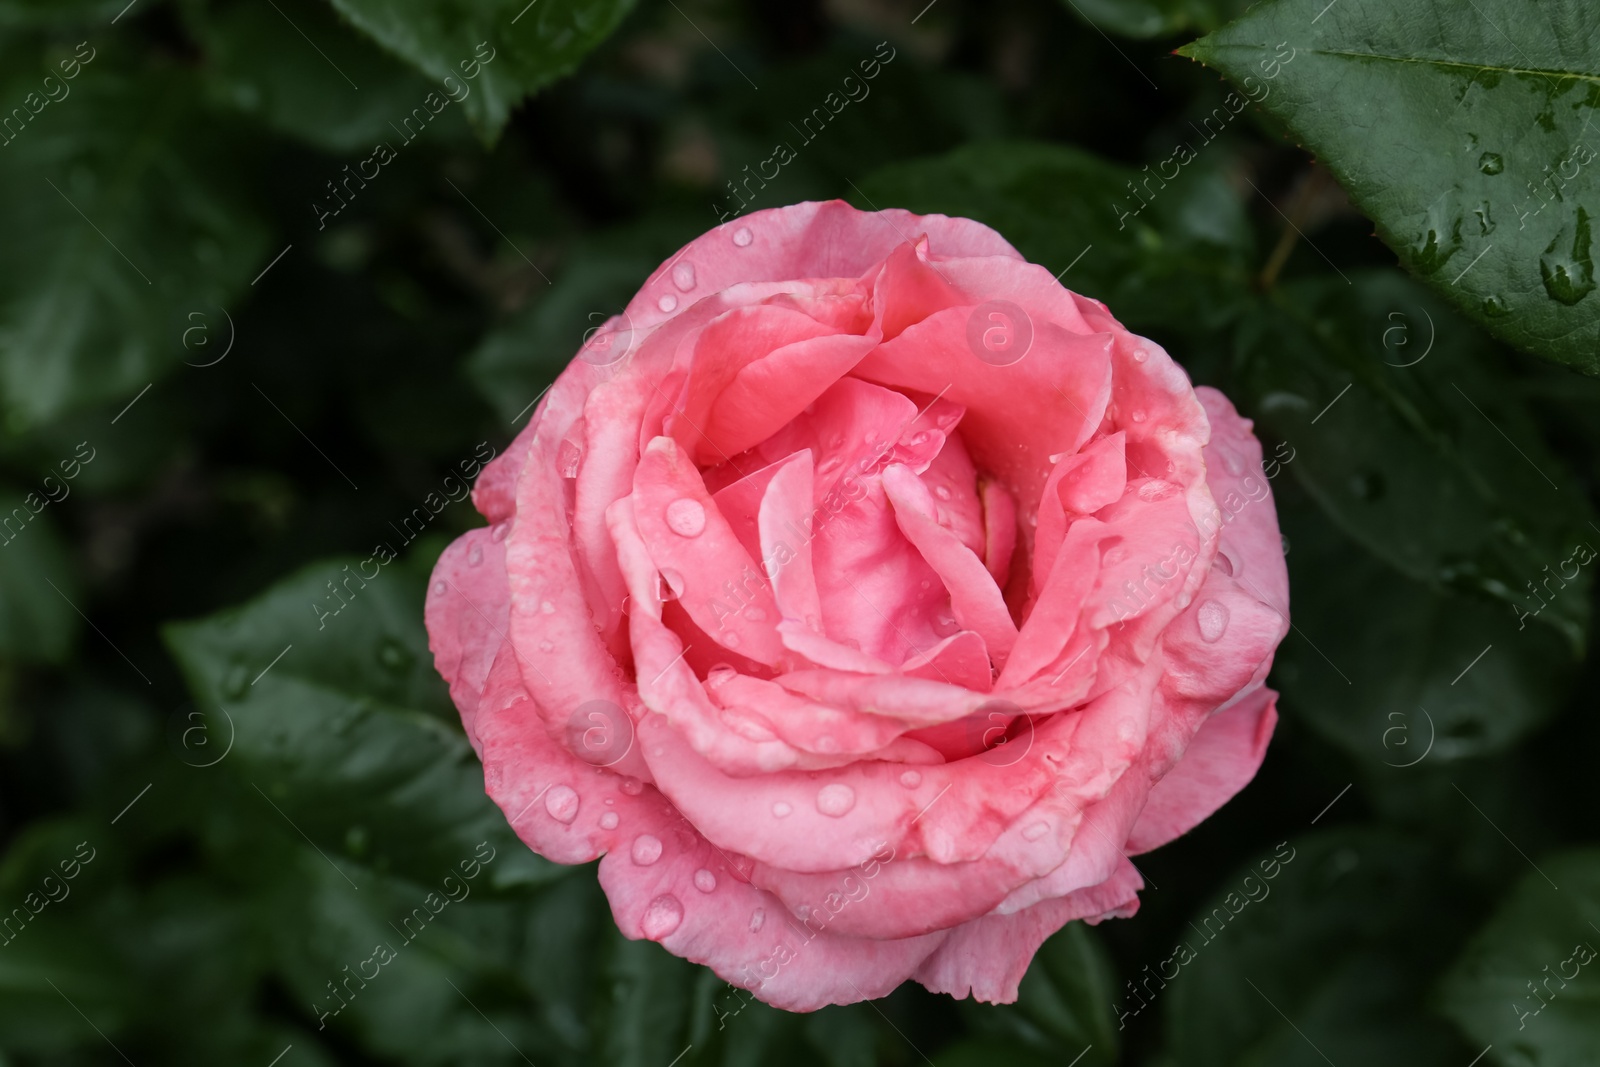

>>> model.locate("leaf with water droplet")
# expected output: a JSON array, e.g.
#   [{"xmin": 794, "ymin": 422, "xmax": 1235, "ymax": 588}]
[{"xmin": 1180, "ymin": 0, "xmax": 1600, "ymax": 373}]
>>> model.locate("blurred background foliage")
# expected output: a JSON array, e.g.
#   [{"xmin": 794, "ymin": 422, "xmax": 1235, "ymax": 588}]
[{"xmin": 0, "ymin": 0, "xmax": 1598, "ymax": 1064}]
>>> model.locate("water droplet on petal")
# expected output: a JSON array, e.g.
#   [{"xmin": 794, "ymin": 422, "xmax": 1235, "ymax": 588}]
[
  {"xmin": 620, "ymin": 777, "xmax": 644, "ymax": 796},
  {"xmin": 491, "ymin": 522, "xmax": 510, "ymax": 542},
  {"xmin": 749, "ymin": 908, "xmax": 766, "ymax": 931},
  {"xmin": 657, "ymin": 294, "xmax": 678, "ymax": 313},
  {"xmin": 1131, "ymin": 409, "xmax": 1147, "ymax": 423},
  {"xmin": 432, "ymin": 580, "xmax": 447, "ymax": 596},
  {"xmin": 468, "ymin": 543, "xmax": 483, "ymax": 566},
  {"xmin": 599, "ymin": 812, "xmax": 619, "ymax": 830},
  {"xmin": 631, "ymin": 834, "xmax": 663, "ymax": 865},
  {"xmin": 694, "ymin": 868, "xmax": 717, "ymax": 892},
  {"xmin": 1197, "ymin": 599, "xmax": 1230, "ymax": 642},
  {"xmin": 733, "ymin": 227, "xmax": 753, "ymax": 247},
  {"xmin": 1022, "ymin": 821, "xmax": 1050, "ymax": 841},
  {"xmin": 665, "ymin": 498, "xmax": 706, "ymax": 537},
  {"xmin": 672, "ymin": 262, "xmax": 697, "ymax": 291},
  {"xmin": 1213, "ymin": 550, "xmax": 1234, "ymax": 577},
  {"xmin": 816, "ymin": 783, "xmax": 856, "ymax": 817},
  {"xmin": 658, "ymin": 569, "xmax": 684, "ymax": 601},
  {"xmin": 640, "ymin": 894, "xmax": 684, "ymax": 939},
  {"xmin": 1133, "ymin": 348, "xmax": 1149, "ymax": 362},
  {"xmin": 772, "ymin": 800, "xmax": 793, "ymax": 818},
  {"xmin": 541, "ymin": 600, "xmax": 557, "ymax": 615},
  {"xmin": 934, "ymin": 485, "xmax": 953, "ymax": 500},
  {"xmin": 539, "ymin": 640, "xmax": 554, "ymax": 653},
  {"xmin": 558, "ymin": 439, "xmax": 583, "ymax": 478},
  {"xmin": 545, "ymin": 785, "xmax": 580, "ymax": 823},
  {"xmin": 899, "ymin": 770, "xmax": 922, "ymax": 788}
]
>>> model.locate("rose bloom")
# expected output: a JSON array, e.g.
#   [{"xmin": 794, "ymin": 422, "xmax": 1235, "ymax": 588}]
[{"xmin": 427, "ymin": 201, "xmax": 1289, "ymax": 1010}]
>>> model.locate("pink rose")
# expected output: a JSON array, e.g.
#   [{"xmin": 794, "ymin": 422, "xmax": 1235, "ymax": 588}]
[{"xmin": 426, "ymin": 200, "xmax": 1289, "ymax": 1010}]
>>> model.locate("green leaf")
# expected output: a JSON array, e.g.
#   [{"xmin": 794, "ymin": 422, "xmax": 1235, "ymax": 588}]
[
  {"xmin": 0, "ymin": 51, "xmax": 270, "ymax": 428},
  {"xmin": 0, "ymin": 819, "xmax": 125, "ymax": 1055},
  {"xmin": 1273, "ymin": 500, "xmax": 1575, "ymax": 767},
  {"xmin": 1060, "ymin": 0, "xmax": 1250, "ymax": 40},
  {"xmin": 193, "ymin": 0, "xmax": 470, "ymax": 153},
  {"xmin": 964, "ymin": 922, "xmax": 1118, "ymax": 1065},
  {"xmin": 1163, "ymin": 829, "xmax": 1474, "ymax": 1066},
  {"xmin": 325, "ymin": 0, "xmax": 637, "ymax": 143},
  {"xmin": 593, "ymin": 931, "xmax": 694, "ymax": 1067},
  {"xmin": 1239, "ymin": 272, "xmax": 1594, "ymax": 652},
  {"xmin": 467, "ymin": 215, "xmax": 702, "ymax": 422},
  {"xmin": 0, "ymin": 487, "xmax": 78, "ymax": 663},
  {"xmin": 0, "ymin": 0, "xmax": 132, "ymax": 26},
  {"xmin": 256, "ymin": 843, "xmax": 557, "ymax": 1064},
  {"xmin": 853, "ymin": 139, "xmax": 1256, "ymax": 337},
  {"xmin": 164, "ymin": 553, "xmax": 557, "ymax": 895},
  {"xmin": 1179, "ymin": 1, "xmax": 1600, "ymax": 373},
  {"xmin": 1439, "ymin": 848, "xmax": 1600, "ymax": 1067}
]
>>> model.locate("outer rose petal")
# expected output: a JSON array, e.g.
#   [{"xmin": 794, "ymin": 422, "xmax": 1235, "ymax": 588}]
[{"xmin": 1125, "ymin": 688, "xmax": 1278, "ymax": 853}]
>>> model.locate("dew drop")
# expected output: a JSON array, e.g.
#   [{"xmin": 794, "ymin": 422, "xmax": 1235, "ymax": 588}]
[
  {"xmin": 432, "ymin": 580, "xmax": 447, "ymax": 596},
  {"xmin": 1482, "ymin": 293, "xmax": 1512, "ymax": 318},
  {"xmin": 631, "ymin": 834, "xmax": 663, "ymax": 865},
  {"xmin": 1131, "ymin": 409, "xmax": 1147, "ymax": 423},
  {"xmin": 1022, "ymin": 821, "xmax": 1050, "ymax": 841},
  {"xmin": 1133, "ymin": 348, "xmax": 1149, "ymax": 362},
  {"xmin": 539, "ymin": 640, "xmax": 554, "ymax": 653},
  {"xmin": 541, "ymin": 600, "xmax": 557, "ymax": 615},
  {"xmin": 558, "ymin": 439, "xmax": 583, "ymax": 478},
  {"xmin": 545, "ymin": 785, "xmax": 580, "ymax": 823},
  {"xmin": 694, "ymin": 868, "xmax": 718, "ymax": 893},
  {"xmin": 733, "ymin": 227, "xmax": 753, "ymax": 247},
  {"xmin": 1197, "ymin": 599, "xmax": 1230, "ymax": 642},
  {"xmin": 620, "ymin": 777, "xmax": 645, "ymax": 796},
  {"xmin": 899, "ymin": 770, "xmax": 923, "ymax": 788},
  {"xmin": 1213, "ymin": 550, "xmax": 1234, "ymax": 577},
  {"xmin": 1539, "ymin": 208, "xmax": 1596, "ymax": 306},
  {"xmin": 772, "ymin": 800, "xmax": 793, "ymax": 818},
  {"xmin": 665, "ymin": 498, "xmax": 706, "ymax": 537},
  {"xmin": 672, "ymin": 262, "xmax": 697, "ymax": 291},
  {"xmin": 640, "ymin": 894, "xmax": 684, "ymax": 939},
  {"xmin": 657, "ymin": 294, "xmax": 679, "ymax": 313},
  {"xmin": 749, "ymin": 907, "xmax": 766, "ymax": 931},
  {"xmin": 816, "ymin": 783, "xmax": 856, "ymax": 817},
  {"xmin": 468, "ymin": 543, "xmax": 483, "ymax": 566},
  {"xmin": 1478, "ymin": 152, "xmax": 1504, "ymax": 175},
  {"xmin": 599, "ymin": 812, "xmax": 619, "ymax": 830},
  {"xmin": 934, "ymin": 485, "xmax": 953, "ymax": 500},
  {"xmin": 491, "ymin": 521, "xmax": 510, "ymax": 542}
]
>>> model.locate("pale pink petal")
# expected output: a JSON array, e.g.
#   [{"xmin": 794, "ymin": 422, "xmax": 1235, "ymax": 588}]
[
  {"xmin": 853, "ymin": 311, "xmax": 1114, "ymax": 529},
  {"xmin": 883, "ymin": 463, "xmax": 1018, "ymax": 668},
  {"xmin": 1126, "ymin": 688, "xmax": 1278, "ymax": 853},
  {"xmin": 980, "ymin": 476, "xmax": 1017, "ymax": 589},
  {"xmin": 913, "ymin": 860, "xmax": 1143, "ymax": 1004},
  {"xmin": 632, "ymin": 436, "xmax": 786, "ymax": 666}
]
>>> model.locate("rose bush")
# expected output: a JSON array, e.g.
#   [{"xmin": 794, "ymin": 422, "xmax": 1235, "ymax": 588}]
[{"xmin": 426, "ymin": 200, "xmax": 1289, "ymax": 1010}]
